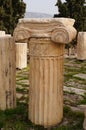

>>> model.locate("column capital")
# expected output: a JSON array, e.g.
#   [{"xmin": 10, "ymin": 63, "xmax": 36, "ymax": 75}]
[{"xmin": 13, "ymin": 18, "xmax": 77, "ymax": 44}]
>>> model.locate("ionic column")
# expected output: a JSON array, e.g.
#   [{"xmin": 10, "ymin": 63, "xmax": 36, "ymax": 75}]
[
  {"xmin": 77, "ymin": 32, "xmax": 86, "ymax": 60},
  {"xmin": 13, "ymin": 18, "xmax": 77, "ymax": 127},
  {"xmin": 0, "ymin": 36, "xmax": 16, "ymax": 110}
]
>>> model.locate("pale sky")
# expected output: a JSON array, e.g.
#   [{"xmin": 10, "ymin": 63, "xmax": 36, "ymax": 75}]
[{"xmin": 23, "ymin": 0, "xmax": 64, "ymax": 15}]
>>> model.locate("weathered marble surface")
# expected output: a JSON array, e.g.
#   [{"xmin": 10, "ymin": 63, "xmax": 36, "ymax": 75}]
[
  {"xmin": 29, "ymin": 37, "xmax": 64, "ymax": 127},
  {"xmin": 77, "ymin": 32, "xmax": 86, "ymax": 60},
  {"xmin": 13, "ymin": 18, "xmax": 76, "ymax": 43},
  {"xmin": 16, "ymin": 42, "xmax": 27, "ymax": 69},
  {"xmin": 13, "ymin": 18, "xmax": 77, "ymax": 127},
  {"xmin": 0, "ymin": 36, "xmax": 16, "ymax": 110}
]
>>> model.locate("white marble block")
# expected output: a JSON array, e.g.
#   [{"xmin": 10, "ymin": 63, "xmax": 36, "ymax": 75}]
[
  {"xmin": 15, "ymin": 42, "xmax": 27, "ymax": 69},
  {"xmin": 0, "ymin": 31, "xmax": 5, "ymax": 36},
  {"xmin": 77, "ymin": 32, "xmax": 86, "ymax": 60}
]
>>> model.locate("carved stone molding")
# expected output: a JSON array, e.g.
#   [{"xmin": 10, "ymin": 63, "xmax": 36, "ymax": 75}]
[
  {"xmin": 13, "ymin": 18, "xmax": 77, "ymax": 43},
  {"xmin": 51, "ymin": 26, "xmax": 76, "ymax": 44}
]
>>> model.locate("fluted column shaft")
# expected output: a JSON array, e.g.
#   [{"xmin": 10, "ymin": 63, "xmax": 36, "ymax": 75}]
[{"xmin": 29, "ymin": 38, "xmax": 64, "ymax": 127}]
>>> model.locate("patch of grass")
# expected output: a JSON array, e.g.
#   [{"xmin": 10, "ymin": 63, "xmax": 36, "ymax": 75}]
[
  {"xmin": 64, "ymin": 67, "xmax": 79, "ymax": 73},
  {"xmin": 17, "ymin": 95, "xmax": 28, "ymax": 103},
  {"xmin": 73, "ymin": 76, "xmax": 86, "ymax": 81},
  {"xmin": 0, "ymin": 105, "xmax": 84, "ymax": 130},
  {"xmin": 4, "ymin": 121, "xmax": 29, "ymax": 130},
  {"xmin": 57, "ymin": 106, "xmax": 84, "ymax": 130},
  {"xmin": 79, "ymin": 67, "xmax": 86, "ymax": 74},
  {"xmin": 64, "ymin": 74, "xmax": 74, "ymax": 83},
  {"xmin": 16, "ymin": 87, "xmax": 28, "ymax": 94},
  {"xmin": 16, "ymin": 76, "xmax": 28, "ymax": 81},
  {"xmin": 64, "ymin": 90, "xmax": 75, "ymax": 95},
  {"xmin": 74, "ymin": 60, "xmax": 84, "ymax": 64},
  {"xmin": 63, "ymin": 106, "xmax": 83, "ymax": 119},
  {"xmin": 0, "ymin": 110, "xmax": 5, "ymax": 128},
  {"xmin": 16, "ymin": 81, "xmax": 29, "ymax": 87},
  {"xmin": 0, "ymin": 104, "xmax": 28, "ymax": 129},
  {"xmin": 71, "ymin": 77, "xmax": 86, "ymax": 86},
  {"xmin": 77, "ymin": 93, "xmax": 86, "ymax": 105}
]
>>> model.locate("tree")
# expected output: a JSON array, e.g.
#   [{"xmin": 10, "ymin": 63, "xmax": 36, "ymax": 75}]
[
  {"xmin": 0, "ymin": 0, "xmax": 26, "ymax": 34},
  {"xmin": 54, "ymin": 0, "xmax": 86, "ymax": 31}
]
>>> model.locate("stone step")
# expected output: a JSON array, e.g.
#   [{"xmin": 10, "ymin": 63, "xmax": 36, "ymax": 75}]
[
  {"xmin": 73, "ymin": 73, "xmax": 86, "ymax": 80},
  {"xmin": 64, "ymin": 86, "xmax": 86, "ymax": 96}
]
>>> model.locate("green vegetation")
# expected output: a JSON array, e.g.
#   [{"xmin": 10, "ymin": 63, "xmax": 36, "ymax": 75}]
[
  {"xmin": 64, "ymin": 58, "xmax": 86, "ymax": 87},
  {"xmin": 0, "ymin": 59, "xmax": 86, "ymax": 129},
  {"xmin": 78, "ymin": 93, "xmax": 86, "ymax": 105},
  {"xmin": 16, "ymin": 87, "xmax": 28, "ymax": 94},
  {"xmin": 0, "ymin": 104, "xmax": 32, "ymax": 130},
  {"xmin": 0, "ymin": 0, "xmax": 26, "ymax": 34},
  {"xmin": 0, "ymin": 105, "xmax": 84, "ymax": 130}
]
